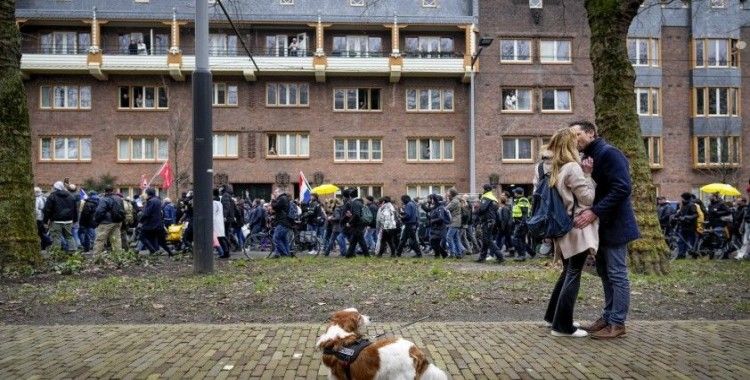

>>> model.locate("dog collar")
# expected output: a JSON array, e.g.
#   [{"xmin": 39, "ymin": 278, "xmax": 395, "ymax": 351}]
[{"xmin": 323, "ymin": 338, "xmax": 372, "ymax": 379}]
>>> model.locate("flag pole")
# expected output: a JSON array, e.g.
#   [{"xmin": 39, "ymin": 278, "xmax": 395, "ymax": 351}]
[{"xmin": 146, "ymin": 160, "xmax": 169, "ymax": 187}]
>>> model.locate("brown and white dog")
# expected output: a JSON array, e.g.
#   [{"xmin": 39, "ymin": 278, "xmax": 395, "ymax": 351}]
[{"xmin": 316, "ymin": 308, "xmax": 448, "ymax": 380}]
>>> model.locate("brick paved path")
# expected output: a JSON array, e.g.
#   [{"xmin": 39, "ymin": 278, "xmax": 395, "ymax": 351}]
[{"xmin": 1, "ymin": 321, "xmax": 748, "ymax": 379}]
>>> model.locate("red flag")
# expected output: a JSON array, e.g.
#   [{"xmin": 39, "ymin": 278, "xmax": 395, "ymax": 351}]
[
  {"xmin": 140, "ymin": 174, "xmax": 148, "ymax": 190},
  {"xmin": 158, "ymin": 160, "xmax": 173, "ymax": 189}
]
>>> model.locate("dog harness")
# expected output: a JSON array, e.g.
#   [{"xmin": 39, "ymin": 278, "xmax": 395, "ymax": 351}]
[{"xmin": 323, "ymin": 338, "xmax": 372, "ymax": 380}]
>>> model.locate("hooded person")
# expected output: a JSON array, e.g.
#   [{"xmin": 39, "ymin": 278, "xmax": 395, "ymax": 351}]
[
  {"xmin": 427, "ymin": 194, "xmax": 449, "ymax": 258},
  {"xmin": 475, "ymin": 184, "xmax": 503, "ymax": 263},
  {"xmin": 34, "ymin": 187, "xmax": 51, "ymax": 249},
  {"xmin": 43, "ymin": 181, "xmax": 78, "ymax": 251}
]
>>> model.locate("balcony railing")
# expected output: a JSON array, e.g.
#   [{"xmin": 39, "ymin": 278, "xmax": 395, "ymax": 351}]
[
  {"xmin": 181, "ymin": 46, "xmax": 314, "ymax": 57},
  {"xmin": 21, "ymin": 44, "xmax": 90, "ymax": 55},
  {"xmin": 101, "ymin": 43, "xmax": 169, "ymax": 56}
]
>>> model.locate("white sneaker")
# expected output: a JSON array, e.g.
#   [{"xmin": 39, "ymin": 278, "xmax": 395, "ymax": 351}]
[
  {"xmin": 307, "ymin": 250, "xmax": 317, "ymax": 255},
  {"xmin": 546, "ymin": 321, "xmax": 581, "ymax": 328},
  {"xmin": 551, "ymin": 328, "xmax": 588, "ymax": 338}
]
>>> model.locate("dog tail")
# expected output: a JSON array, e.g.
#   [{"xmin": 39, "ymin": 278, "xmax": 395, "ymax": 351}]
[{"xmin": 420, "ymin": 363, "xmax": 449, "ymax": 380}]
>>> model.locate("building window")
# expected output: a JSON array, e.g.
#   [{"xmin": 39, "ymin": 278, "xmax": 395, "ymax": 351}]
[
  {"xmin": 422, "ymin": 0, "xmax": 437, "ymax": 7},
  {"xmin": 266, "ymin": 83, "xmax": 310, "ymax": 107},
  {"xmin": 404, "ymin": 36, "xmax": 454, "ymax": 58},
  {"xmin": 694, "ymin": 87, "xmax": 740, "ymax": 116},
  {"xmin": 635, "ymin": 88, "xmax": 660, "ymax": 116},
  {"xmin": 350, "ymin": 0, "xmax": 365, "ymax": 6},
  {"xmin": 694, "ymin": 39, "xmax": 739, "ymax": 67},
  {"xmin": 40, "ymin": 85, "xmax": 91, "ymax": 110},
  {"xmin": 541, "ymin": 89, "xmax": 572, "ymax": 112},
  {"xmin": 500, "ymin": 39, "xmax": 532, "ymax": 63},
  {"xmin": 710, "ymin": 0, "xmax": 727, "ymax": 8},
  {"xmin": 627, "ymin": 38, "xmax": 659, "ymax": 66},
  {"xmin": 117, "ymin": 137, "xmax": 168, "ymax": 162},
  {"xmin": 501, "ymin": 88, "xmax": 533, "ymax": 112},
  {"xmin": 502, "ymin": 137, "xmax": 534, "ymax": 162},
  {"xmin": 407, "ymin": 184, "xmax": 453, "ymax": 200},
  {"xmin": 209, "ymin": 33, "xmax": 238, "ymax": 56},
  {"xmin": 39, "ymin": 137, "xmax": 91, "ymax": 162},
  {"xmin": 539, "ymin": 40, "xmax": 571, "ymax": 63},
  {"xmin": 529, "ymin": 0, "xmax": 543, "ymax": 8},
  {"xmin": 213, "ymin": 83, "xmax": 238, "ymax": 106},
  {"xmin": 694, "ymin": 136, "xmax": 741, "ymax": 167},
  {"xmin": 334, "ymin": 138, "xmax": 383, "ymax": 162},
  {"xmin": 117, "ymin": 31, "xmax": 169, "ymax": 55},
  {"xmin": 339, "ymin": 185, "xmax": 382, "ymax": 198},
  {"xmin": 332, "ymin": 35, "xmax": 383, "ymax": 57},
  {"xmin": 406, "ymin": 89, "xmax": 454, "ymax": 112},
  {"xmin": 280, "ymin": 0, "xmax": 294, "ymax": 5},
  {"xmin": 118, "ymin": 186, "xmax": 164, "ymax": 200},
  {"xmin": 643, "ymin": 136, "xmax": 662, "ymax": 168},
  {"xmin": 213, "ymin": 134, "xmax": 239, "ymax": 158},
  {"xmin": 333, "ymin": 88, "xmax": 381, "ymax": 111},
  {"xmin": 406, "ymin": 138, "xmax": 454, "ymax": 162},
  {"xmin": 266, "ymin": 133, "xmax": 309, "ymax": 158},
  {"xmin": 118, "ymin": 86, "xmax": 168, "ymax": 110},
  {"xmin": 39, "ymin": 31, "xmax": 90, "ymax": 54}
]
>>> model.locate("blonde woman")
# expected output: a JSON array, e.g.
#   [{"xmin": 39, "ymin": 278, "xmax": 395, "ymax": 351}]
[{"xmin": 542, "ymin": 127, "xmax": 598, "ymax": 338}]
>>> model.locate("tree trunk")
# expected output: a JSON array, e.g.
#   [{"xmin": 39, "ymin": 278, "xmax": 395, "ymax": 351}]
[
  {"xmin": 0, "ymin": 0, "xmax": 42, "ymax": 271},
  {"xmin": 585, "ymin": 0, "xmax": 670, "ymax": 275}
]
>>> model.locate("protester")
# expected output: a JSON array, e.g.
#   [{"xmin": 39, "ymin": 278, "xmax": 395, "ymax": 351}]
[
  {"xmin": 396, "ymin": 194, "xmax": 421, "ymax": 257},
  {"xmin": 572, "ymin": 121, "xmax": 639, "ymax": 340},
  {"xmin": 270, "ymin": 188, "xmax": 293, "ymax": 258},
  {"xmin": 92, "ymin": 186, "xmax": 125, "ymax": 255},
  {"xmin": 140, "ymin": 188, "xmax": 173, "ymax": 256},
  {"xmin": 427, "ymin": 194, "xmax": 449, "ymax": 259},
  {"xmin": 34, "ymin": 187, "xmax": 51, "ymax": 250},
  {"xmin": 43, "ymin": 181, "xmax": 78, "ymax": 252},
  {"xmin": 542, "ymin": 127, "xmax": 598, "ymax": 338},
  {"xmin": 445, "ymin": 189, "xmax": 464, "ymax": 258},
  {"xmin": 376, "ymin": 196, "xmax": 398, "ymax": 257},
  {"xmin": 475, "ymin": 184, "xmax": 503, "ymax": 263},
  {"xmin": 343, "ymin": 188, "xmax": 370, "ymax": 258},
  {"xmin": 78, "ymin": 191, "xmax": 99, "ymax": 252}
]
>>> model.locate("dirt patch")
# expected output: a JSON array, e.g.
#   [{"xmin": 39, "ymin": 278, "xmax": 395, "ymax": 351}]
[{"xmin": 1, "ymin": 254, "xmax": 748, "ymax": 324}]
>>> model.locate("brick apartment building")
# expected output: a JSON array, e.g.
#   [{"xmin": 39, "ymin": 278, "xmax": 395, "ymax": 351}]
[{"xmin": 15, "ymin": 0, "xmax": 750, "ymax": 201}]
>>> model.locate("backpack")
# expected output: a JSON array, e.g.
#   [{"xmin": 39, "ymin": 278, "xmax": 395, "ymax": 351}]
[
  {"xmin": 439, "ymin": 206, "xmax": 451, "ymax": 225},
  {"xmin": 359, "ymin": 201, "xmax": 374, "ymax": 225},
  {"xmin": 287, "ymin": 200, "xmax": 299, "ymax": 221},
  {"xmin": 109, "ymin": 196, "xmax": 126, "ymax": 223},
  {"xmin": 122, "ymin": 199, "xmax": 134, "ymax": 225},
  {"xmin": 79, "ymin": 199, "xmax": 97, "ymax": 227},
  {"xmin": 527, "ymin": 163, "xmax": 574, "ymax": 239}
]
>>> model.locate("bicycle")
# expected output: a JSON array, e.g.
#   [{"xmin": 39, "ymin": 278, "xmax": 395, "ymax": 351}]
[{"xmin": 243, "ymin": 231, "xmax": 272, "ymax": 258}]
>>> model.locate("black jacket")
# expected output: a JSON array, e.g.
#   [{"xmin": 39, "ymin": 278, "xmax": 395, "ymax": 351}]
[
  {"xmin": 79, "ymin": 197, "xmax": 100, "ymax": 228},
  {"xmin": 675, "ymin": 201, "xmax": 698, "ymax": 232},
  {"xmin": 140, "ymin": 196, "xmax": 164, "ymax": 231},
  {"xmin": 220, "ymin": 193, "xmax": 236, "ymax": 223},
  {"xmin": 271, "ymin": 194, "xmax": 293, "ymax": 228},
  {"xmin": 707, "ymin": 200, "xmax": 731, "ymax": 228},
  {"xmin": 476, "ymin": 197, "xmax": 498, "ymax": 224},
  {"xmin": 95, "ymin": 194, "xmax": 124, "ymax": 225},
  {"xmin": 43, "ymin": 189, "xmax": 78, "ymax": 224}
]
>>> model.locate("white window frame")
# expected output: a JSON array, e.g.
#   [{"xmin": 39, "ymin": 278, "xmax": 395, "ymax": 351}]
[
  {"xmin": 499, "ymin": 39, "xmax": 532, "ymax": 63},
  {"xmin": 539, "ymin": 40, "xmax": 571, "ymax": 63},
  {"xmin": 635, "ymin": 87, "xmax": 660, "ymax": 116},
  {"xmin": 529, "ymin": 0, "xmax": 543, "ymax": 8},
  {"xmin": 406, "ymin": 184, "xmax": 453, "ymax": 200},
  {"xmin": 39, "ymin": 137, "xmax": 92, "ymax": 162},
  {"xmin": 502, "ymin": 137, "xmax": 534, "ymax": 162},
  {"xmin": 406, "ymin": 138, "xmax": 454, "ymax": 162},
  {"xmin": 213, "ymin": 134, "xmax": 239, "ymax": 158},
  {"xmin": 213, "ymin": 83, "xmax": 238, "ymax": 106},
  {"xmin": 405, "ymin": 88, "xmax": 454, "ymax": 112},
  {"xmin": 422, "ymin": 0, "xmax": 437, "ymax": 7},
  {"xmin": 266, "ymin": 83, "xmax": 310, "ymax": 107},
  {"xmin": 694, "ymin": 136, "xmax": 741, "ymax": 167},
  {"xmin": 338, "ymin": 184, "xmax": 383, "ymax": 198},
  {"xmin": 501, "ymin": 88, "xmax": 533, "ymax": 112},
  {"xmin": 40, "ymin": 85, "xmax": 91, "ymax": 110},
  {"xmin": 266, "ymin": 133, "xmax": 309, "ymax": 158},
  {"xmin": 117, "ymin": 136, "xmax": 168, "ymax": 162},
  {"xmin": 628, "ymin": 38, "xmax": 660, "ymax": 67},
  {"xmin": 334, "ymin": 138, "xmax": 383, "ymax": 162},
  {"xmin": 117, "ymin": 186, "xmax": 164, "ymax": 200},
  {"xmin": 710, "ymin": 0, "xmax": 727, "ymax": 8},
  {"xmin": 540, "ymin": 88, "xmax": 572, "ymax": 112},
  {"xmin": 333, "ymin": 88, "xmax": 382, "ymax": 111},
  {"xmin": 118, "ymin": 86, "xmax": 168, "ymax": 110},
  {"xmin": 280, "ymin": 0, "xmax": 294, "ymax": 5},
  {"xmin": 350, "ymin": 0, "xmax": 365, "ymax": 6}
]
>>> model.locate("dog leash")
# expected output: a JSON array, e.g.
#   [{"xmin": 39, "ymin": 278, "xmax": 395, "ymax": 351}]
[{"xmin": 372, "ymin": 315, "xmax": 431, "ymax": 339}]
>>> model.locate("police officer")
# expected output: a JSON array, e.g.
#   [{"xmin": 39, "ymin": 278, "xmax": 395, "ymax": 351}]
[{"xmin": 511, "ymin": 187, "xmax": 532, "ymax": 261}]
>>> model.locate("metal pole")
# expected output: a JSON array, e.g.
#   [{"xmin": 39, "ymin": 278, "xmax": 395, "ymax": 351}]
[
  {"xmin": 469, "ymin": 69, "xmax": 476, "ymax": 194},
  {"xmin": 193, "ymin": 0, "xmax": 214, "ymax": 274}
]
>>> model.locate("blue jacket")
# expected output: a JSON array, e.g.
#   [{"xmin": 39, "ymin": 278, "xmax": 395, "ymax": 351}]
[
  {"xmin": 583, "ymin": 138, "xmax": 640, "ymax": 246},
  {"xmin": 140, "ymin": 196, "xmax": 164, "ymax": 231},
  {"xmin": 401, "ymin": 201, "xmax": 418, "ymax": 226},
  {"xmin": 162, "ymin": 202, "xmax": 176, "ymax": 223}
]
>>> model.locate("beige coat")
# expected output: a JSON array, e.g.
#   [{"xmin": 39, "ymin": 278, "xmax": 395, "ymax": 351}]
[{"xmin": 553, "ymin": 162, "xmax": 599, "ymax": 259}]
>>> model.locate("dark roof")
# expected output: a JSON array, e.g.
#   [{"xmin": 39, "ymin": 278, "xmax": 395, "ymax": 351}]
[{"xmin": 16, "ymin": 0, "xmax": 477, "ymax": 25}]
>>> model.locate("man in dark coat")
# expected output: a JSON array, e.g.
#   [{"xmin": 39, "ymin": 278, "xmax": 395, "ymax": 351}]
[
  {"xmin": 43, "ymin": 181, "xmax": 78, "ymax": 252},
  {"xmin": 270, "ymin": 189, "xmax": 292, "ymax": 257},
  {"xmin": 673, "ymin": 192, "xmax": 698, "ymax": 260},
  {"xmin": 396, "ymin": 194, "xmax": 421, "ymax": 257},
  {"xmin": 572, "ymin": 121, "xmax": 640, "ymax": 339},
  {"xmin": 343, "ymin": 188, "xmax": 370, "ymax": 258},
  {"xmin": 139, "ymin": 188, "xmax": 172, "ymax": 256},
  {"xmin": 475, "ymin": 184, "xmax": 503, "ymax": 263}
]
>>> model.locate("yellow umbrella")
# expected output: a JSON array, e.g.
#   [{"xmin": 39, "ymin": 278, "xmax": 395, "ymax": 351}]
[
  {"xmin": 700, "ymin": 183, "xmax": 741, "ymax": 197},
  {"xmin": 311, "ymin": 184, "xmax": 340, "ymax": 195}
]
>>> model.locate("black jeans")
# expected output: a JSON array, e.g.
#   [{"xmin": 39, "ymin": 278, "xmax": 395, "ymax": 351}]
[
  {"xmin": 397, "ymin": 224, "xmax": 421, "ymax": 256},
  {"xmin": 544, "ymin": 251, "xmax": 588, "ymax": 334},
  {"xmin": 378, "ymin": 229, "xmax": 398, "ymax": 256},
  {"xmin": 346, "ymin": 227, "xmax": 369, "ymax": 257},
  {"xmin": 478, "ymin": 222, "xmax": 501, "ymax": 260}
]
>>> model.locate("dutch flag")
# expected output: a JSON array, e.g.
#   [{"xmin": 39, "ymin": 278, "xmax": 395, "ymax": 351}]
[{"xmin": 299, "ymin": 171, "xmax": 312, "ymax": 204}]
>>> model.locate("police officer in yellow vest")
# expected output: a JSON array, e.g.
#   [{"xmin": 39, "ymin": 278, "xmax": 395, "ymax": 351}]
[{"xmin": 511, "ymin": 187, "xmax": 532, "ymax": 261}]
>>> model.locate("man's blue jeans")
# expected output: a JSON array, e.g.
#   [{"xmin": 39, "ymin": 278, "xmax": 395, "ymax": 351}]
[
  {"xmin": 596, "ymin": 243, "xmax": 631, "ymax": 326},
  {"xmin": 677, "ymin": 229, "xmax": 696, "ymax": 258},
  {"xmin": 273, "ymin": 225, "xmax": 291, "ymax": 256},
  {"xmin": 324, "ymin": 231, "xmax": 348, "ymax": 256},
  {"xmin": 365, "ymin": 227, "xmax": 377, "ymax": 250},
  {"xmin": 446, "ymin": 227, "xmax": 464, "ymax": 257}
]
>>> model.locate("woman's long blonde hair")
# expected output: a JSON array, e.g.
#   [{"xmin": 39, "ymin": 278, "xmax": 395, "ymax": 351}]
[{"xmin": 548, "ymin": 127, "xmax": 581, "ymax": 187}]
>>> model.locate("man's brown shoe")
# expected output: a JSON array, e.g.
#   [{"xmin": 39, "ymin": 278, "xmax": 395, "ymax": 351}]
[
  {"xmin": 581, "ymin": 318, "xmax": 608, "ymax": 333},
  {"xmin": 590, "ymin": 324, "xmax": 626, "ymax": 339}
]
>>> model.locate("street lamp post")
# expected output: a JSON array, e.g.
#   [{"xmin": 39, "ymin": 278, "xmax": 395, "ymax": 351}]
[
  {"xmin": 469, "ymin": 36, "xmax": 493, "ymax": 194},
  {"xmin": 193, "ymin": 0, "xmax": 214, "ymax": 274}
]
